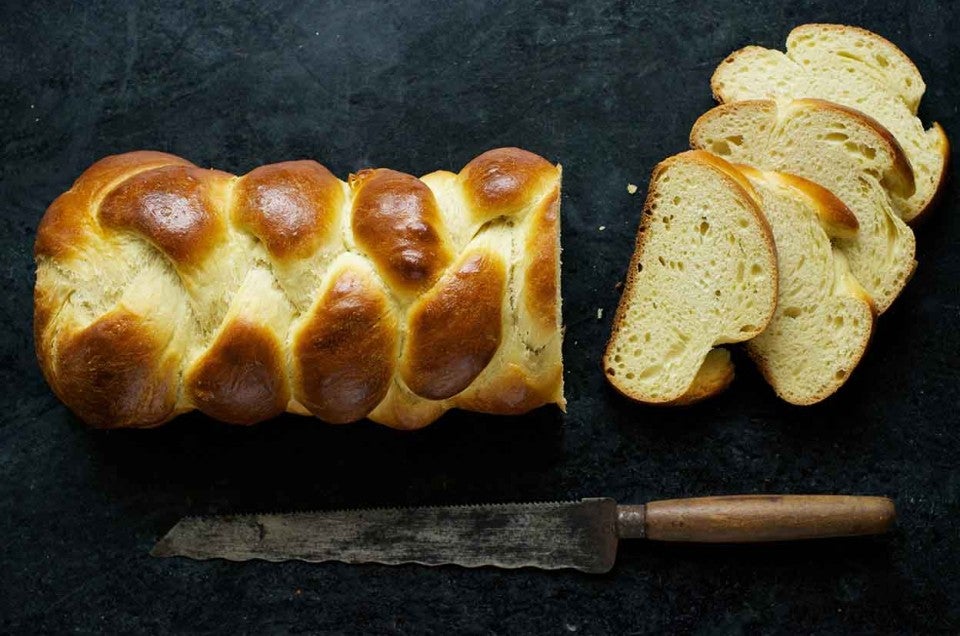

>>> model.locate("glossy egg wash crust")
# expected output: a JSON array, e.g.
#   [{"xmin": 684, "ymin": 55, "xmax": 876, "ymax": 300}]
[{"xmin": 34, "ymin": 148, "xmax": 564, "ymax": 429}]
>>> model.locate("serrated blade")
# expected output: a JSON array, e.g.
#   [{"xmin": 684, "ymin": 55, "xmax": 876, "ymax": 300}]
[{"xmin": 152, "ymin": 498, "xmax": 619, "ymax": 573}]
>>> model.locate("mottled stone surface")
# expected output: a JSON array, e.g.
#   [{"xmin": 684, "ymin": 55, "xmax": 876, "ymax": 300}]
[{"xmin": 1, "ymin": 0, "xmax": 958, "ymax": 632}]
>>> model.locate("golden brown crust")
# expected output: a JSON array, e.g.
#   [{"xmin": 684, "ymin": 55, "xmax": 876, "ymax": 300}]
[
  {"xmin": 35, "ymin": 148, "xmax": 563, "ymax": 428},
  {"xmin": 366, "ymin": 380, "xmax": 448, "ymax": 431},
  {"xmin": 454, "ymin": 362, "xmax": 564, "ymax": 415},
  {"xmin": 233, "ymin": 161, "xmax": 344, "ymax": 262},
  {"xmin": 350, "ymin": 168, "xmax": 453, "ymax": 298},
  {"xmin": 292, "ymin": 263, "xmax": 399, "ymax": 424},
  {"xmin": 185, "ymin": 319, "xmax": 288, "ymax": 425},
  {"xmin": 460, "ymin": 147, "xmax": 558, "ymax": 223},
  {"xmin": 401, "ymin": 249, "xmax": 507, "ymax": 400},
  {"xmin": 99, "ymin": 165, "xmax": 231, "ymax": 269},
  {"xmin": 35, "ymin": 151, "xmax": 192, "ymax": 259},
  {"xmin": 54, "ymin": 310, "xmax": 182, "ymax": 428}
]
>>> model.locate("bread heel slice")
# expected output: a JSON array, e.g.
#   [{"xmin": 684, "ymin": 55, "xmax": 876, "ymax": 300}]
[{"xmin": 604, "ymin": 151, "xmax": 778, "ymax": 405}]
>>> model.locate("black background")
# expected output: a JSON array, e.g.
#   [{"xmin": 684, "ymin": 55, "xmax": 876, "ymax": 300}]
[{"xmin": 2, "ymin": 1, "xmax": 958, "ymax": 633}]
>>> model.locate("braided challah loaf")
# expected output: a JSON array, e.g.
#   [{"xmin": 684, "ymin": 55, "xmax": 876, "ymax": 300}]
[{"xmin": 34, "ymin": 148, "xmax": 564, "ymax": 429}]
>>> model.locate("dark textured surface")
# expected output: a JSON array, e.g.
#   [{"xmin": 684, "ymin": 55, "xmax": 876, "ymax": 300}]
[{"xmin": 1, "ymin": 0, "xmax": 958, "ymax": 632}]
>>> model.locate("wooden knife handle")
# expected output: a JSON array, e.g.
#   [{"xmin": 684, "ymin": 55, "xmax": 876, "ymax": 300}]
[{"xmin": 617, "ymin": 495, "xmax": 895, "ymax": 542}]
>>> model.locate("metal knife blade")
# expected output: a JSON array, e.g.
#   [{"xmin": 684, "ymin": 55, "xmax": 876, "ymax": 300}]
[{"xmin": 152, "ymin": 498, "xmax": 620, "ymax": 573}]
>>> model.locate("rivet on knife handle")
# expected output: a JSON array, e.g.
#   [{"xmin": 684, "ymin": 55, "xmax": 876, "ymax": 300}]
[{"xmin": 618, "ymin": 495, "xmax": 896, "ymax": 543}]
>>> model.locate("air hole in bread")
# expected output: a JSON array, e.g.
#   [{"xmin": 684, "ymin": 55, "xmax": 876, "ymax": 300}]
[
  {"xmin": 835, "ymin": 369, "xmax": 847, "ymax": 380},
  {"xmin": 824, "ymin": 132, "xmax": 849, "ymax": 142},
  {"xmin": 711, "ymin": 140, "xmax": 732, "ymax": 156},
  {"xmin": 875, "ymin": 54, "xmax": 889, "ymax": 68},
  {"xmin": 836, "ymin": 51, "xmax": 864, "ymax": 64},
  {"xmin": 698, "ymin": 220, "xmax": 710, "ymax": 235},
  {"xmin": 637, "ymin": 262, "xmax": 643, "ymax": 273},
  {"xmin": 845, "ymin": 142, "xmax": 876, "ymax": 160},
  {"xmin": 672, "ymin": 196, "xmax": 681, "ymax": 205},
  {"xmin": 738, "ymin": 218, "xmax": 749, "ymax": 228},
  {"xmin": 751, "ymin": 263, "xmax": 762, "ymax": 276},
  {"xmin": 783, "ymin": 306, "xmax": 801, "ymax": 318},
  {"xmin": 658, "ymin": 256, "xmax": 667, "ymax": 266},
  {"xmin": 638, "ymin": 365, "xmax": 661, "ymax": 379},
  {"xmin": 606, "ymin": 367, "xmax": 615, "ymax": 376},
  {"xmin": 665, "ymin": 341, "xmax": 685, "ymax": 361},
  {"xmin": 739, "ymin": 324, "xmax": 758, "ymax": 333}
]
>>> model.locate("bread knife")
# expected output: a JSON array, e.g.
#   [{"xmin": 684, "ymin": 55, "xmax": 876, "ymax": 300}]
[{"xmin": 151, "ymin": 494, "xmax": 895, "ymax": 573}]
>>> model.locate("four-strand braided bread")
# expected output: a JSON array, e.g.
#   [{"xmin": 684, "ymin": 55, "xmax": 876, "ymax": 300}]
[{"xmin": 34, "ymin": 148, "xmax": 564, "ymax": 429}]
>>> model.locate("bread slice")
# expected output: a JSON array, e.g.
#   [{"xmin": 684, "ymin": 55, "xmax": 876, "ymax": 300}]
[
  {"xmin": 711, "ymin": 24, "xmax": 949, "ymax": 222},
  {"xmin": 690, "ymin": 98, "xmax": 916, "ymax": 313},
  {"xmin": 604, "ymin": 151, "xmax": 778, "ymax": 404},
  {"xmin": 736, "ymin": 165, "xmax": 875, "ymax": 404}
]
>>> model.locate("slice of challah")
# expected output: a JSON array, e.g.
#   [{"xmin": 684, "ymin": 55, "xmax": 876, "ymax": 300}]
[
  {"xmin": 711, "ymin": 23, "xmax": 949, "ymax": 222},
  {"xmin": 604, "ymin": 151, "xmax": 777, "ymax": 404},
  {"xmin": 690, "ymin": 98, "xmax": 916, "ymax": 313},
  {"xmin": 736, "ymin": 165, "xmax": 875, "ymax": 404}
]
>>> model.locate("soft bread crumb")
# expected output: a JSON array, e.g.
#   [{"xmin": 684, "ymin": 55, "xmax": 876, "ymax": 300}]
[
  {"xmin": 604, "ymin": 151, "xmax": 778, "ymax": 404},
  {"xmin": 741, "ymin": 166, "xmax": 875, "ymax": 404},
  {"xmin": 690, "ymin": 99, "xmax": 916, "ymax": 313},
  {"xmin": 711, "ymin": 24, "xmax": 945, "ymax": 222}
]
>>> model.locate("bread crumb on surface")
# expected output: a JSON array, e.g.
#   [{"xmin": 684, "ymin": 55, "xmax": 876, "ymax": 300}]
[
  {"xmin": 627, "ymin": 183, "xmax": 638, "ymax": 194},
  {"xmin": 598, "ymin": 225, "xmax": 605, "ymax": 231},
  {"xmin": 597, "ymin": 308, "xmax": 603, "ymax": 320}
]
